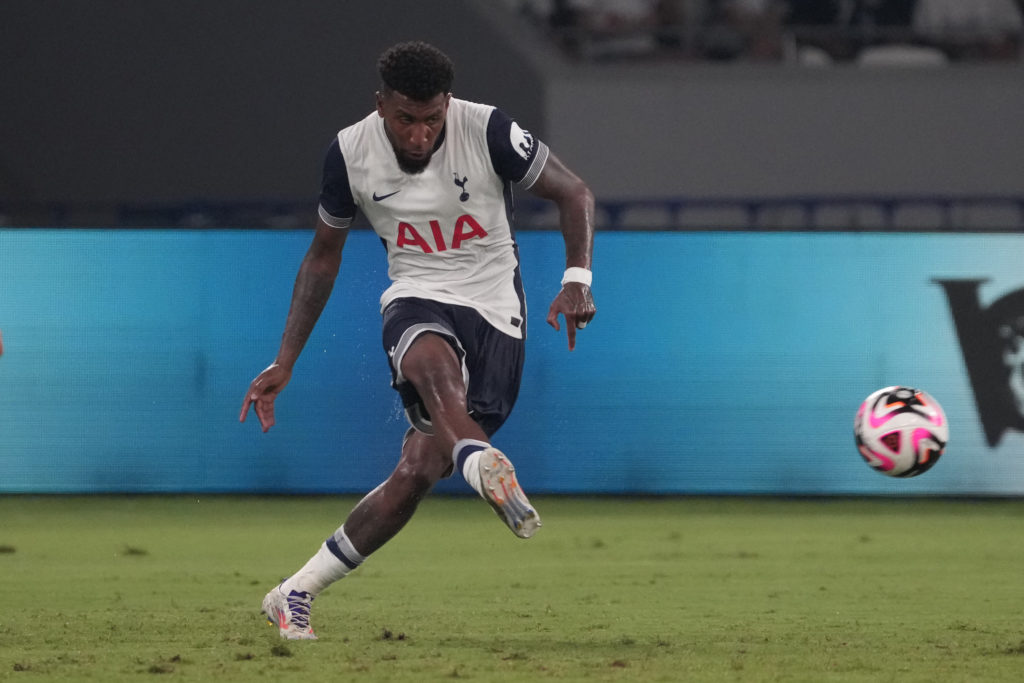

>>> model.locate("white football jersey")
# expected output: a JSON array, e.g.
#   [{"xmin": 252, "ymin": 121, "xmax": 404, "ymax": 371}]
[{"xmin": 318, "ymin": 98, "xmax": 549, "ymax": 339}]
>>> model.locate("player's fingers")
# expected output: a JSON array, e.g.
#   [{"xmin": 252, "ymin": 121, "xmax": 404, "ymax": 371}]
[
  {"xmin": 575, "ymin": 301, "xmax": 596, "ymax": 330},
  {"xmin": 566, "ymin": 319, "xmax": 577, "ymax": 351},
  {"xmin": 255, "ymin": 399, "xmax": 275, "ymax": 433},
  {"xmin": 546, "ymin": 304, "xmax": 561, "ymax": 331},
  {"xmin": 240, "ymin": 380, "xmax": 264, "ymax": 422}
]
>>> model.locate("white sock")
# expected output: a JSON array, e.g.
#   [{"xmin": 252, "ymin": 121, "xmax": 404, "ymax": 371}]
[
  {"xmin": 453, "ymin": 438, "xmax": 489, "ymax": 496},
  {"xmin": 281, "ymin": 527, "xmax": 366, "ymax": 597}
]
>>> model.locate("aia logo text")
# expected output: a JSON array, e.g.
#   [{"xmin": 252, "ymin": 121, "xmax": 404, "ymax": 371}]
[{"xmin": 396, "ymin": 214, "xmax": 488, "ymax": 253}]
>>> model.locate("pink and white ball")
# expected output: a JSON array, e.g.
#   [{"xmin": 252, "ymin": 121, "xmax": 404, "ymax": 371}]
[{"xmin": 854, "ymin": 386, "xmax": 948, "ymax": 478}]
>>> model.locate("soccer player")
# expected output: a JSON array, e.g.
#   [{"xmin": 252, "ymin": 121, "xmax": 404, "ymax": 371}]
[{"xmin": 240, "ymin": 41, "xmax": 595, "ymax": 640}]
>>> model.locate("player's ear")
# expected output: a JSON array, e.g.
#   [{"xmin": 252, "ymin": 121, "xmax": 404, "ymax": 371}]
[{"xmin": 375, "ymin": 91, "xmax": 385, "ymax": 117}]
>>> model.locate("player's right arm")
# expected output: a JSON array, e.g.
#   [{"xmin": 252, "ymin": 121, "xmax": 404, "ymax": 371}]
[
  {"xmin": 241, "ymin": 137, "xmax": 356, "ymax": 432},
  {"xmin": 485, "ymin": 108, "xmax": 595, "ymax": 350},
  {"xmin": 240, "ymin": 218, "xmax": 348, "ymax": 432}
]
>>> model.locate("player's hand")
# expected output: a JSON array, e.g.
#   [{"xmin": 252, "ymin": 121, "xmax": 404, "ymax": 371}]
[
  {"xmin": 239, "ymin": 363, "xmax": 293, "ymax": 432},
  {"xmin": 546, "ymin": 282, "xmax": 595, "ymax": 351}
]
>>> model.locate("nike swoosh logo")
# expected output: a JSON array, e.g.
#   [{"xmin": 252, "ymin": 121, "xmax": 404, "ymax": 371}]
[{"xmin": 372, "ymin": 190, "xmax": 400, "ymax": 202}]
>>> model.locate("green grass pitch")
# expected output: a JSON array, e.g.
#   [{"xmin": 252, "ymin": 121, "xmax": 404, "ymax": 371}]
[{"xmin": 2, "ymin": 495, "xmax": 1024, "ymax": 682}]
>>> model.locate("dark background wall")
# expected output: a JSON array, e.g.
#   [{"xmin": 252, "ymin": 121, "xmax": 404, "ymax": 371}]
[
  {"xmin": 0, "ymin": 0, "xmax": 543, "ymax": 208},
  {"xmin": 546, "ymin": 62, "xmax": 1024, "ymax": 202},
  {"xmin": 2, "ymin": 1, "xmax": 1022, "ymax": 225}
]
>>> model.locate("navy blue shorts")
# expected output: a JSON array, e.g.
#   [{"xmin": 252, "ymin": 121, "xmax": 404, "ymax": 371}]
[{"xmin": 382, "ymin": 297, "xmax": 525, "ymax": 437}]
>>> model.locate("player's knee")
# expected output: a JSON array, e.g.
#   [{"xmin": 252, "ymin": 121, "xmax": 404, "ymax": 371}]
[
  {"xmin": 393, "ymin": 433, "xmax": 449, "ymax": 492},
  {"xmin": 390, "ymin": 456, "xmax": 443, "ymax": 499}
]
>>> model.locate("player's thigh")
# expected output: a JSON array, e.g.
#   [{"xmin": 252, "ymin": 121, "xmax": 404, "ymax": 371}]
[
  {"xmin": 382, "ymin": 298, "xmax": 470, "ymax": 433},
  {"xmin": 400, "ymin": 331, "xmax": 467, "ymax": 396}
]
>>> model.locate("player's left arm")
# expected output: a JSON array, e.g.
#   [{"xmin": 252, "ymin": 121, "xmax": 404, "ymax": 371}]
[{"xmin": 529, "ymin": 153, "xmax": 596, "ymax": 351}]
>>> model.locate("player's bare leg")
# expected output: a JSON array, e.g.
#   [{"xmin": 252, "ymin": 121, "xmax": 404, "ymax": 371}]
[
  {"xmin": 263, "ymin": 431, "xmax": 449, "ymax": 639},
  {"xmin": 263, "ymin": 333, "xmax": 537, "ymax": 638},
  {"xmin": 399, "ymin": 332, "xmax": 489, "ymax": 449},
  {"xmin": 400, "ymin": 332, "xmax": 540, "ymax": 538},
  {"xmin": 343, "ymin": 430, "xmax": 450, "ymax": 554}
]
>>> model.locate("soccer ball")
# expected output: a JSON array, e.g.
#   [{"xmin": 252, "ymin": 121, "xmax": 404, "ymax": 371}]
[{"xmin": 854, "ymin": 386, "xmax": 948, "ymax": 477}]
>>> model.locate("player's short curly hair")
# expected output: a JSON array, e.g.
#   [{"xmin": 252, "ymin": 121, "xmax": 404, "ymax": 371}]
[{"xmin": 377, "ymin": 41, "xmax": 454, "ymax": 101}]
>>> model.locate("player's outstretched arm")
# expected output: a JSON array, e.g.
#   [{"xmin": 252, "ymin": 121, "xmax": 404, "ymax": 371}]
[
  {"xmin": 528, "ymin": 152, "xmax": 596, "ymax": 351},
  {"xmin": 240, "ymin": 219, "xmax": 348, "ymax": 431}
]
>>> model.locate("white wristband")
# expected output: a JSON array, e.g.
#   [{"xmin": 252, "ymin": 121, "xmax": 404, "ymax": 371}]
[{"xmin": 561, "ymin": 267, "xmax": 592, "ymax": 287}]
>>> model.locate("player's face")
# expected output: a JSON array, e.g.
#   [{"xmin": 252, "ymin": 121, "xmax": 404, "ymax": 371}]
[{"xmin": 376, "ymin": 90, "xmax": 450, "ymax": 174}]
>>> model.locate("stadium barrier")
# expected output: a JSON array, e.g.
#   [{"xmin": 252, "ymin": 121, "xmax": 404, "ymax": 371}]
[
  {"xmin": 2, "ymin": 228, "xmax": 1024, "ymax": 495},
  {"xmin": 2, "ymin": 195, "xmax": 1023, "ymax": 231}
]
